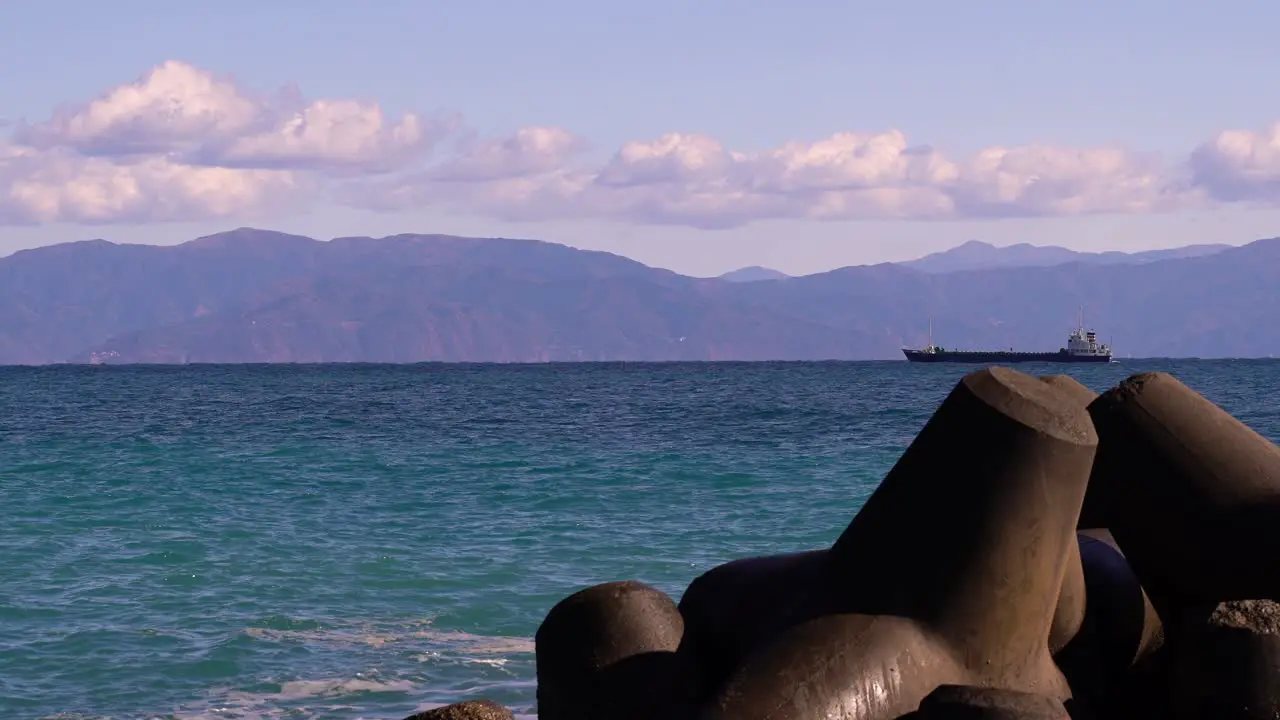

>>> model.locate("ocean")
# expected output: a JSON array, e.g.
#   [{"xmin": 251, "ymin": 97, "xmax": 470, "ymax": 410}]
[{"xmin": 2, "ymin": 360, "xmax": 1277, "ymax": 720}]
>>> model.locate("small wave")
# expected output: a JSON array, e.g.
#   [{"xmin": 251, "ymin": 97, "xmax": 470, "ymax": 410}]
[
  {"xmin": 406, "ymin": 628, "xmax": 534, "ymax": 656},
  {"xmin": 146, "ymin": 686, "xmax": 539, "ymax": 720},
  {"xmin": 242, "ymin": 618, "xmax": 534, "ymax": 657},
  {"xmin": 269, "ymin": 677, "xmax": 417, "ymax": 700},
  {"xmin": 243, "ymin": 625, "xmax": 400, "ymax": 648},
  {"xmin": 225, "ymin": 618, "xmax": 535, "ymax": 716},
  {"xmin": 158, "ymin": 675, "xmax": 416, "ymax": 720},
  {"xmin": 414, "ymin": 655, "xmax": 511, "ymax": 668}
]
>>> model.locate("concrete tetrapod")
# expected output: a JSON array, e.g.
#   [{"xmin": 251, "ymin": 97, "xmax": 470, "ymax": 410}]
[
  {"xmin": 678, "ymin": 545, "xmax": 1092, "ymax": 704},
  {"xmin": 914, "ymin": 685, "xmax": 1071, "ymax": 720},
  {"xmin": 1074, "ymin": 530, "xmax": 1163, "ymax": 677},
  {"xmin": 677, "ymin": 549, "xmax": 828, "ymax": 701},
  {"xmin": 679, "ymin": 373, "xmax": 1098, "ymax": 709},
  {"xmin": 1037, "ymin": 374, "xmax": 1100, "ymax": 409},
  {"xmin": 1083, "ymin": 372, "xmax": 1280, "ymax": 617},
  {"xmin": 1033, "ymin": 376, "xmax": 1095, "ymax": 659},
  {"xmin": 1053, "ymin": 529, "xmax": 1166, "ymax": 719},
  {"xmin": 1170, "ymin": 599, "xmax": 1280, "ymax": 719},
  {"xmin": 535, "ymin": 580, "xmax": 694, "ymax": 720},
  {"xmin": 700, "ymin": 366, "xmax": 1098, "ymax": 720},
  {"xmin": 1034, "ymin": 377, "xmax": 1169, "ymax": 716}
]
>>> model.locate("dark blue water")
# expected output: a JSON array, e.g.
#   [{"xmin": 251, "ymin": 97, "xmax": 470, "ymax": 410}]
[{"xmin": 2, "ymin": 360, "xmax": 1277, "ymax": 719}]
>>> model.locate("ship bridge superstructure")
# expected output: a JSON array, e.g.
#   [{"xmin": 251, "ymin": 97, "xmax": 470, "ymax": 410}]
[{"xmin": 1063, "ymin": 309, "xmax": 1111, "ymax": 358}]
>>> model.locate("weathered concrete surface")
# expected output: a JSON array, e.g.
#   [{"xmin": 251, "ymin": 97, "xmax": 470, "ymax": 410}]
[
  {"xmin": 1169, "ymin": 599, "xmax": 1280, "ymax": 719},
  {"xmin": 1083, "ymin": 372, "xmax": 1280, "ymax": 618},
  {"xmin": 913, "ymin": 684, "xmax": 1071, "ymax": 719},
  {"xmin": 536, "ymin": 580, "xmax": 694, "ymax": 720},
  {"xmin": 700, "ymin": 367, "xmax": 1097, "ymax": 720}
]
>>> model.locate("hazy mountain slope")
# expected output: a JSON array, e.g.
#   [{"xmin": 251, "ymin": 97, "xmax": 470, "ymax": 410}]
[
  {"xmin": 716, "ymin": 239, "xmax": 1280, "ymax": 358},
  {"xmin": 902, "ymin": 239, "xmax": 1232, "ymax": 273},
  {"xmin": 0, "ymin": 229, "xmax": 689, "ymax": 363},
  {"xmin": 2, "ymin": 230, "xmax": 1276, "ymax": 364},
  {"xmin": 0, "ymin": 230, "xmax": 325, "ymax": 363},
  {"xmin": 79, "ymin": 265, "xmax": 875, "ymax": 363}
]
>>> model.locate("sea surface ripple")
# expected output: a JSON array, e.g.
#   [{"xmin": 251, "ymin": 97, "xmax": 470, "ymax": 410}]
[{"xmin": 2, "ymin": 360, "xmax": 1277, "ymax": 719}]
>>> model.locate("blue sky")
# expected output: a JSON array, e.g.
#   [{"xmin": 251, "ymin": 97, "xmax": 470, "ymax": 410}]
[{"xmin": 3, "ymin": 0, "xmax": 1280, "ymax": 275}]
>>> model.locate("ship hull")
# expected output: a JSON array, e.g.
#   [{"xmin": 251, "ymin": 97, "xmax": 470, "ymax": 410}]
[{"xmin": 903, "ymin": 349, "xmax": 1113, "ymax": 364}]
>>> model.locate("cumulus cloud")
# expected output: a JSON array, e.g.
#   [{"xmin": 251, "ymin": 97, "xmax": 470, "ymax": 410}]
[
  {"xmin": 0, "ymin": 143, "xmax": 303, "ymax": 225},
  {"xmin": 17, "ymin": 61, "xmax": 262, "ymax": 156},
  {"xmin": 15, "ymin": 60, "xmax": 441, "ymax": 172},
  {"xmin": 209, "ymin": 100, "xmax": 453, "ymax": 174},
  {"xmin": 432, "ymin": 126, "xmax": 586, "ymax": 182},
  {"xmin": 360, "ymin": 128, "xmax": 1186, "ymax": 228},
  {"xmin": 596, "ymin": 133, "xmax": 736, "ymax": 187},
  {"xmin": 948, "ymin": 145, "xmax": 1184, "ymax": 218},
  {"xmin": 1189, "ymin": 123, "xmax": 1280, "ymax": 203},
  {"xmin": 4, "ymin": 59, "xmax": 1280, "ymax": 227},
  {"xmin": 2, "ymin": 61, "xmax": 441, "ymax": 225}
]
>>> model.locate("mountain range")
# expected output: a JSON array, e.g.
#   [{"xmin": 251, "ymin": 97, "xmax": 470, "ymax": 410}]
[
  {"xmin": 716, "ymin": 240, "xmax": 1234, "ymax": 281},
  {"xmin": 1, "ymin": 228, "xmax": 1276, "ymax": 364}
]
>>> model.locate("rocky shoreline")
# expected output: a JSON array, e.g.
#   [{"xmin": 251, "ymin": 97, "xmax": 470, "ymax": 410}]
[{"xmin": 420, "ymin": 367, "xmax": 1280, "ymax": 719}]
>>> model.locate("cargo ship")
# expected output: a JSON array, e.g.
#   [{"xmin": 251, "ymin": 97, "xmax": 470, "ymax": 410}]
[{"xmin": 903, "ymin": 314, "xmax": 1113, "ymax": 364}]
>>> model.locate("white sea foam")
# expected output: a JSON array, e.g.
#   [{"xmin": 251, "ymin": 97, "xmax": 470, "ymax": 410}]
[
  {"xmin": 59, "ymin": 619, "xmax": 538, "ymax": 719},
  {"xmin": 270, "ymin": 677, "xmax": 417, "ymax": 700},
  {"xmin": 156, "ymin": 689, "xmax": 539, "ymax": 720},
  {"xmin": 157, "ymin": 674, "xmax": 418, "ymax": 719},
  {"xmin": 406, "ymin": 628, "xmax": 535, "ymax": 655},
  {"xmin": 242, "ymin": 617, "xmax": 535, "ymax": 663},
  {"xmin": 163, "ymin": 618, "xmax": 535, "ymax": 718}
]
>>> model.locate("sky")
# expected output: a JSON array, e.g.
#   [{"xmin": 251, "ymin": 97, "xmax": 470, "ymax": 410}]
[{"xmin": 3, "ymin": 0, "xmax": 1280, "ymax": 277}]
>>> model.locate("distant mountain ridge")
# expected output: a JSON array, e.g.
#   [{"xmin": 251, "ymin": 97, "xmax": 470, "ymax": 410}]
[
  {"xmin": 715, "ymin": 240, "xmax": 1232, "ymax": 281},
  {"xmin": 1, "ymin": 229, "xmax": 1275, "ymax": 364},
  {"xmin": 719, "ymin": 266, "xmax": 790, "ymax": 282},
  {"xmin": 900, "ymin": 239, "xmax": 1232, "ymax": 273}
]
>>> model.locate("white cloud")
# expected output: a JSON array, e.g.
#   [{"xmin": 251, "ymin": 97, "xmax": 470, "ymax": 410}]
[
  {"xmin": 750, "ymin": 131, "xmax": 958, "ymax": 192},
  {"xmin": 596, "ymin": 133, "xmax": 737, "ymax": 187},
  {"xmin": 362, "ymin": 128, "xmax": 1191, "ymax": 228},
  {"xmin": 18, "ymin": 61, "xmax": 261, "ymax": 156},
  {"xmin": 948, "ymin": 146, "xmax": 1184, "ymax": 218},
  {"xmin": 1189, "ymin": 123, "xmax": 1280, "ymax": 203},
  {"xmin": 211, "ymin": 99, "xmax": 449, "ymax": 174},
  {"xmin": 0, "ymin": 143, "xmax": 303, "ymax": 225},
  {"xmin": 4, "ymin": 59, "xmax": 1280, "ymax": 228},
  {"xmin": 432, "ymin": 126, "xmax": 585, "ymax": 182},
  {"xmin": 15, "ymin": 60, "xmax": 439, "ymax": 173},
  {"xmin": 1, "ymin": 60, "xmax": 436, "ymax": 225}
]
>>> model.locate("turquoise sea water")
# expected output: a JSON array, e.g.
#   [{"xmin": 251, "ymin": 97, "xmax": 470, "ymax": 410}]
[{"xmin": 2, "ymin": 360, "xmax": 1278, "ymax": 720}]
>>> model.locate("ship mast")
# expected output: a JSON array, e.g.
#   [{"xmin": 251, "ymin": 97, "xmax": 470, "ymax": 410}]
[{"xmin": 928, "ymin": 316, "xmax": 933, "ymax": 348}]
